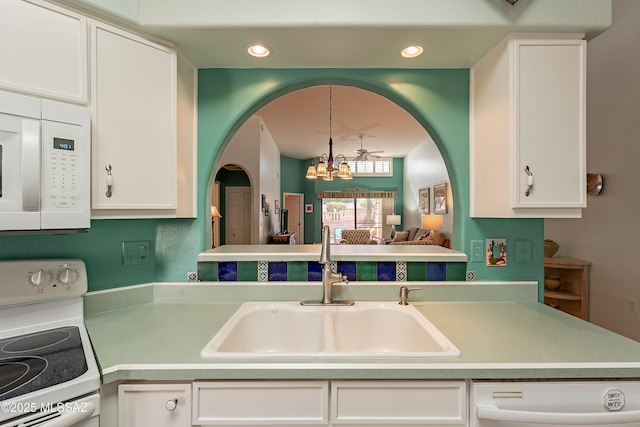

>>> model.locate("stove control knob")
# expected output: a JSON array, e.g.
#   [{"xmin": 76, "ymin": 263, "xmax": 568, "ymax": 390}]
[
  {"xmin": 29, "ymin": 269, "xmax": 52, "ymax": 287},
  {"xmin": 58, "ymin": 268, "xmax": 80, "ymax": 286}
]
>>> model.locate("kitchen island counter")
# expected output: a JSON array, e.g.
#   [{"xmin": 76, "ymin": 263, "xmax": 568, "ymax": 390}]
[{"xmin": 84, "ymin": 282, "xmax": 640, "ymax": 384}]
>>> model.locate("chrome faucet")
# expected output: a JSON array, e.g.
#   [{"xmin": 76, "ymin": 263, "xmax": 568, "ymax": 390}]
[{"xmin": 301, "ymin": 225, "xmax": 353, "ymax": 306}]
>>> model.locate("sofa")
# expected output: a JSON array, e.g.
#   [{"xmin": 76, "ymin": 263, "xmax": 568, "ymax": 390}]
[
  {"xmin": 338, "ymin": 229, "xmax": 378, "ymax": 245},
  {"xmin": 388, "ymin": 226, "xmax": 449, "ymax": 248}
]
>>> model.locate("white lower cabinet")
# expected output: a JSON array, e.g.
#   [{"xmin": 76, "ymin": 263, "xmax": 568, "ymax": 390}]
[
  {"xmin": 331, "ymin": 380, "xmax": 467, "ymax": 426},
  {"xmin": 191, "ymin": 380, "xmax": 467, "ymax": 426},
  {"xmin": 193, "ymin": 381, "xmax": 329, "ymax": 426},
  {"xmin": 117, "ymin": 380, "xmax": 468, "ymax": 427},
  {"xmin": 119, "ymin": 383, "xmax": 192, "ymax": 427}
]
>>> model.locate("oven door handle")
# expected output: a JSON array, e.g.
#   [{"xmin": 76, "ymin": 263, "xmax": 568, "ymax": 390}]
[
  {"xmin": 476, "ymin": 404, "xmax": 640, "ymax": 425},
  {"xmin": 35, "ymin": 401, "xmax": 96, "ymax": 427}
]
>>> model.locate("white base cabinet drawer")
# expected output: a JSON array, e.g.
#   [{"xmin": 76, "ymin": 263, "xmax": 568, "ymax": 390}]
[
  {"xmin": 119, "ymin": 383, "xmax": 192, "ymax": 427},
  {"xmin": 193, "ymin": 380, "xmax": 329, "ymax": 425},
  {"xmin": 331, "ymin": 380, "xmax": 467, "ymax": 425}
]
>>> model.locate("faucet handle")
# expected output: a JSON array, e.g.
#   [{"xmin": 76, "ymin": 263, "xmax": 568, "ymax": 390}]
[{"xmin": 399, "ymin": 286, "xmax": 421, "ymax": 305}]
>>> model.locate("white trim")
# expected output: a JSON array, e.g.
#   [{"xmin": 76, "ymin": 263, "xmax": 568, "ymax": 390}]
[{"xmin": 102, "ymin": 361, "xmax": 640, "ymax": 376}]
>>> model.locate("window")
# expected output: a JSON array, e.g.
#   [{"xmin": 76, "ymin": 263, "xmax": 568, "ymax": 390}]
[
  {"xmin": 346, "ymin": 158, "xmax": 393, "ymax": 176},
  {"xmin": 321, "ymin": 197, "xmax": 395, "ymax": 243}
]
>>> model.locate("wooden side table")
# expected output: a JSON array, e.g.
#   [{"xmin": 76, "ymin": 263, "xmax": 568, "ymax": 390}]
[{"xmin": 543, "ymin": 256, "xmax": 591, "ymax": 320}]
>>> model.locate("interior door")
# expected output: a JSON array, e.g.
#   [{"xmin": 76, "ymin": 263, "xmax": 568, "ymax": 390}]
[
  {"xmin": 284, "ymin": 193, "xmax": 303, "ymax": 244},
  {"xmin": 225, "ymin": 186, "xmax": 251, "ymax": 244}
]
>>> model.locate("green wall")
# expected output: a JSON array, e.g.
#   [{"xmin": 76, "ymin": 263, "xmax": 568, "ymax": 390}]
[{"xmin": 0, "ymin": 68, "xmax": 544, "ymax": 295}]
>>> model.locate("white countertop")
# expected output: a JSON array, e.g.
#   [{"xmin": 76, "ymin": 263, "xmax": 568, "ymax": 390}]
[{"xmin": 198, "ymin": 244, "xmax": 467, "ymax": 262}]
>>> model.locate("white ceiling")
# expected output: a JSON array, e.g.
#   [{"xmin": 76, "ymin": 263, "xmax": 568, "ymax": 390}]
[
  {"xmin": 255, "ymin": 85, "xmax": 428, "ymax": 161},
  {"xmin": 62, "ymin": 0, "xmax": 611, "ymax": 159}
]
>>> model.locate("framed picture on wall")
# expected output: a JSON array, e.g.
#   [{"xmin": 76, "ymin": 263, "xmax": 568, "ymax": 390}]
[
  {"xmin": 418, "ymin": 188, "xmax": 430, "ymax": 215},
  {"xmin": 434, "ymin": 183, "xmax": 448, "ymax": 214},
  {"xmin": 305, "ymin": 203, "xmax": 313, "ymax": 213}
]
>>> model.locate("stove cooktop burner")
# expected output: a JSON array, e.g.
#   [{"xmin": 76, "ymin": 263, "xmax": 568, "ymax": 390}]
[
  {"xmin": 2, "ymin": 330, "xmax": 71, "ymax": 353},
  {"xmin": 0, "ymin": 357, "xmax": 47, "ymax": 396},
  {"xmin": 0, "ymin": 327, "xmax": 87, "ymax": 401}
]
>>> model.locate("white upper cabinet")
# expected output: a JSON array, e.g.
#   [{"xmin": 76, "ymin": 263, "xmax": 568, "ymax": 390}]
[
  {"xmin": 470, "ymin": 34, "xmax": 586, "ymax": 218},
  {"xmin": 90, "ymin": 21, "xmax": 179, "ymax": 216},
  {"xmin": 0, "ymin": 0, "xmax": 88, "ymax": 103}
]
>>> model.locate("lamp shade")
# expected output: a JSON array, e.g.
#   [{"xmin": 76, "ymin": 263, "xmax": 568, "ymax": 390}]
[
  {"xmin": 386, "ymin": 214, "xmax": 401, "ymax": 226},
  {"xmin": 211, "ymin": 205, "xmax": 222, "ymax": 218},
  {"xmin": 421, "ymin": 214, "xmax": 443, "ymax": 231}
]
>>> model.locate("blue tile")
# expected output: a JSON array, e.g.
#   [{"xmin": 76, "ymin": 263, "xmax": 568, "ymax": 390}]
[
  {"xmin": 218, "ymin": 261, "xmax": 238, "ymax": 281},
  {"xmin": 426, "ymin": 262, "xmax": 446, "ymax": 281},
  {"xmin": 307, "ymin": 261, "xmax": 322, "ymax": 281},
  {"xmin": 268, "ymin": 261, "xmax": 288, "ymax": 281},
  {"xmin": 377, "ymin": 261, "xmax": 396, "ymax": 281},
  {"xmin": 338, "ymin": 261, "xmax": 357, "ymax": 282}
]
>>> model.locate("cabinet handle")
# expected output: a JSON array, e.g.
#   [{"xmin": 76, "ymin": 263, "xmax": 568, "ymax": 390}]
[
  {"xmin": 524, "ymin": 166, "xmax": 534, "ymax": 197},
  {"xmin": 165, "ymin": 398, "xmax": 178, "ymax": 411},
  {"xmin": 105, "ymin": 164, "xmax": 113, "ymax": 198}
]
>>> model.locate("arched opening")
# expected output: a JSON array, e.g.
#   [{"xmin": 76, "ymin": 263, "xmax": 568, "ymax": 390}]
[
  {"xmin": 213, "ymin": 164, "xmax": 252, "ymax": 246},
  {"xmin": 208, "ymin": 84, "xmax": 453, "ymax": 248}
]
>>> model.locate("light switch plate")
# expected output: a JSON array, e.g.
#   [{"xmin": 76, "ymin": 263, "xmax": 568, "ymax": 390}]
[{"xmin": 515, "ymin": 240, "xmax": 532, "ymax": 263}]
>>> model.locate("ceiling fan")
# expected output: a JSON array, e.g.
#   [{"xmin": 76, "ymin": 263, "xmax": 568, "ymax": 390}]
[{"xmin": 353, "ymin": 135, "xmax": 384, "ymax": 161}]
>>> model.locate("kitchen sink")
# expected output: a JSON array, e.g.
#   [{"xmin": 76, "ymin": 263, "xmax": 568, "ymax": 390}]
[{"xmin": 200, "ymin": 301, "xmax": 460, "ymax": 358}]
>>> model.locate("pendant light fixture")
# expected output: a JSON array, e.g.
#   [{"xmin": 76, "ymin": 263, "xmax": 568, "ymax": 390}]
[{"xmin": 306, "ymin": 86, "xmax": 353, "ymax": 181}]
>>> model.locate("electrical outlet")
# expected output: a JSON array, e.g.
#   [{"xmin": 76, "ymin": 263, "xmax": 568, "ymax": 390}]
[
  {"xmin": 628, "ymin": 298, "xmax": 637, "ymax": 313},
  {"xmin": 471, "ymin": 240, "xmax": 484, "ymax": 263},
  {"xmin": 122, "ymin": 241, "xmax": 151, "ymax": 265}
]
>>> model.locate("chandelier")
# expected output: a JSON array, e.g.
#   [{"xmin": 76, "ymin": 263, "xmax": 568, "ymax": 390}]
[{"xmin": 305, "ymin": 86, "xmax": 353, "ymax": 181}]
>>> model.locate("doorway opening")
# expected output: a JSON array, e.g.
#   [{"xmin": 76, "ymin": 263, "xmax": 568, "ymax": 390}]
[{"xmin": 214, "ymin": 164, "xmax": 252, "ymax": 245}]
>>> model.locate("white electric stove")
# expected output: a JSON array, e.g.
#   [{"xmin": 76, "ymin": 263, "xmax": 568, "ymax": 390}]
[{"xmin": 0, "ymin": 259, "xmax": 100, "ymax": 427}]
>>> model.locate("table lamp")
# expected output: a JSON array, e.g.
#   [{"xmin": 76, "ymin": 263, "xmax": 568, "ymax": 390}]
[
  {"xmin": 421, "ymin": 214, "xmax": 443, "ymax": 236},
  {"xmin": 386, "ymin": 214, "xmax": 402, "ymax": 239}
]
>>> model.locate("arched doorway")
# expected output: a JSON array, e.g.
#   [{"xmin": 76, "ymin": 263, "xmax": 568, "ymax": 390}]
[
  {"xmin": 214, "ymin": 164, "xmax": 252, "ymax": 245},
  {"xmin": 210, "ymin": 84, "xmax": 453, "ymax": 246}
]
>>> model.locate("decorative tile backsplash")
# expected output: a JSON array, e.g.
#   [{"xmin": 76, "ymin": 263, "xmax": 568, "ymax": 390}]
[{"xmin": 198, "ymin": 260, "xmax": 466, "ymax": 282}]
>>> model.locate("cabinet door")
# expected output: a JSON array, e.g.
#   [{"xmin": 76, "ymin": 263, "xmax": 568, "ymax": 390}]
[
  {"xmin": 513, "ymin": 39, "xmax": 586, "ymax": 209},
  {"xmin": 331, "ymin": 380, "xmax": 467, "ymax": 425},
  {"xmin": 119, "ymin": 383, "xmax": 191, "ymax": 427},
  {"xmin": 91, "ymin": 21, "xmax": 177, "ymax": 212},
  {"xmin": 193, "ymin": 380, "xmax": 329, "ymax": 425},
  {"xmin": 0, "ymin": 0, "xmax": 87, "ymax": 103}
]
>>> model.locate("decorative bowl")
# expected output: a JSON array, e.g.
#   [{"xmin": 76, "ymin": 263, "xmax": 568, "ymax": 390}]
[{"xmin": 544, "ymin": 275, "xmax": 562, "ymax": 291}]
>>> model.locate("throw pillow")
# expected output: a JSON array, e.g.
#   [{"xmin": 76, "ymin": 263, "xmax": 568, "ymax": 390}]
[{"xmin": 392, "ymin": 231, "xmax": 409, "ymax": 242}]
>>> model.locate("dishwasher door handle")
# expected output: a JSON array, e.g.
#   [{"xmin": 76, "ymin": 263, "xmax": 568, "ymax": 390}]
[{"xmin": 476, "ymin": 404, "xmax": 640, "ymax": 425}]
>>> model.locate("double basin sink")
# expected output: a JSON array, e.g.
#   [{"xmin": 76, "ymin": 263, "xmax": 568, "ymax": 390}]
[{"xmin": 201, "ymin": 301, "xmax": 460, "ymax": 358}]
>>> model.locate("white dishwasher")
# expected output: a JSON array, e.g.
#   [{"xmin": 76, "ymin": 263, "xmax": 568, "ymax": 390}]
[{"xmin": 471, "ymin": 380, "xmax": 640, "ymax": 426}]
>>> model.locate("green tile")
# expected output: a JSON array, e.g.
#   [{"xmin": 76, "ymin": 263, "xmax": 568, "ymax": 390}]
[
  {"xmin": 238, "ymin": 261, "xmax": 258, "ymax": 281},
  {"xmin": 356, "ymin": 261, "xmax": 377, "ymax": 281},
  {"xmin": 406, "ymin": 262, "xmax": 426, "ymax": 281},
  {"xmin": 446, "ymin": 262, "xmax": 466, "ymax": 281},
  {"xmin": 287, "ymin": 261, "xmax": 307, "ymax": 281},
  {"xmin": 197, "ymin": 261, "xmax": 218, "ymax": 281}
]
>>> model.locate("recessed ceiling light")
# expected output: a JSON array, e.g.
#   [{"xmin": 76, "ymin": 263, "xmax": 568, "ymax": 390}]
[
  {"xmin": 401, "ymin": 45, "xmax": 424, "ymax": 59},
  {"xmin": 247, "ymin": 44, "xmax": 271, "ymax": 58}
]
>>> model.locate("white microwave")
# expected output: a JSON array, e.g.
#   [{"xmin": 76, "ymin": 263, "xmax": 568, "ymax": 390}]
[{"xmin": 0, "ymin": 90, "xmax": 90, "ymax": 233}]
